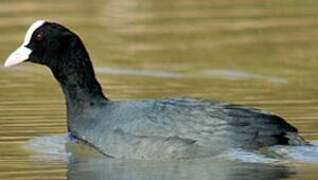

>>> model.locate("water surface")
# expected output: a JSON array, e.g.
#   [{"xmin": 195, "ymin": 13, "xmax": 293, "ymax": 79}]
[{"xmin": 1, "ymin": 0, "xmax": 318, "ymax": 179}]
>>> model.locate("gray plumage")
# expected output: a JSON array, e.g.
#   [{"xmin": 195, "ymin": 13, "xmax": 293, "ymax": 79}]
[{"xmin": 69, "ymin": 97, "xmax": 305, "ymax": 160}]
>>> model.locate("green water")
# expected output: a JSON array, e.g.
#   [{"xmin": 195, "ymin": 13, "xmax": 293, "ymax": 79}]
[{"xmin": 1, "ymin": 0, "xmax": 318, "ymax": 179}]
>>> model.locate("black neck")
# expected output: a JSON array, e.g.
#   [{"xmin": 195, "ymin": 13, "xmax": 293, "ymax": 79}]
[{"xmin": 49, "ymin": 37, "xmax": 107, "ymax": 115}]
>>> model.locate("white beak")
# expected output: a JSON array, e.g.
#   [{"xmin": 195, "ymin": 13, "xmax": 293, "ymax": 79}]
[{"xmin": 4, "ymin": 45, "xmax": 32, "ymax": 67}]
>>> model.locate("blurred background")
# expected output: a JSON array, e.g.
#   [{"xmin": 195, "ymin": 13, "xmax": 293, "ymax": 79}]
[{"xmin": 1, "ymin": 0, "xmax": 318, "ymax": 179}]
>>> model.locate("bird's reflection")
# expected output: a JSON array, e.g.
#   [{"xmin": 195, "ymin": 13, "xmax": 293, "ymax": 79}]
[
  {"xmin": 66, "ymin": 149, "xmax": 295, "ymax": 180},
  {"xmin": 26, "ymin": 135, "xmax": 297, "ymax": 180}
]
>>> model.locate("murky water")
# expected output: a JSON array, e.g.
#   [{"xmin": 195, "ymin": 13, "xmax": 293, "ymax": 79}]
[{"xmin": 1, "ymin": 0, "xmax": 318, "ymax": 179}]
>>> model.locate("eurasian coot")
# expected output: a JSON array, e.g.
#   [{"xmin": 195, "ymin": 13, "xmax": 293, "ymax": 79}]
[{"xmin": 4, "ymin": 20, "xmax": 306, "ymax": 160}]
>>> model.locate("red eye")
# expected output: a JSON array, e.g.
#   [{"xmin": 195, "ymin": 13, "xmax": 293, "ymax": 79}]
[{"xmin": 36, "ymin": 32, "xmax": 44, "ymax": 41}]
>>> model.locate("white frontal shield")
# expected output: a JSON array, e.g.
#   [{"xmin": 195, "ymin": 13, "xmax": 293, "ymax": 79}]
[{"xmin": 4, "ymin": 20, "xmax": 46, "ymax": 67}]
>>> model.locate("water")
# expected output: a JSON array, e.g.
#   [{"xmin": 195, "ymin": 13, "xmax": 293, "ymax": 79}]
[{"xmin": 1, "ymin": 0, "xmax": 318, "ymax": 179}]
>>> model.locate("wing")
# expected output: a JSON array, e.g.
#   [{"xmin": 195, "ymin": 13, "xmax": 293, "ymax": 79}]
[
  {"xmin": 132, "ymin": 98, "xmax": 305, "ymax": 148},
  {"xmin": 220, "ymin": 104, "xmax": 304, "ymax": 147}
]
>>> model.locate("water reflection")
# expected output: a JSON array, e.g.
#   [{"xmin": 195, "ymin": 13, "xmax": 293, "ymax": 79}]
[
  {"xmin": 66, "ymin": 158, "xmax": 295, "ymax": 180},
  {"xmin": 23, "ymin": 135, "xmax": 299, "ymax": 180},
  {"xmin": 24, "ymin": 135, "xmax": 297, "ymax": 180}
]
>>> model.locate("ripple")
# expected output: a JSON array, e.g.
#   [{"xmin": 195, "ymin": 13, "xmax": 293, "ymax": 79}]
[
  {"xmin": 25, "ymin": 135, "xmax": 318, "ymax": 164},
  {"xmin": 24, "ymin": 134, "xmax": 71, "ymax": 162},
  {"xmin": 96, "ymin": 66, "xmax": 287, "ymax": 84},
  {"xmin": 201, "ymin": 69, "xmax": 288, "ymax": 83},
  {"xmin": 269, "ymin": 140, "xmax": 318, "ymax": 163},
  {"xmin": 95, "ymin": 66, "xmax": 185, "ymax": 78}
]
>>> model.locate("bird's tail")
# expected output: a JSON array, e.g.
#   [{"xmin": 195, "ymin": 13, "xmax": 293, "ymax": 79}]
[{"xmin": 285, "ymin": 132, "xmax": 308, "ymax": 146}]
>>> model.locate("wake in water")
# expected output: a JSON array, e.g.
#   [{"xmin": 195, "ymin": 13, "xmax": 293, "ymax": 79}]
[
  {"xmin": 24, "ymin": 134, "xmax": 71, "ymax": 162},
  {"xmin": 24, "ymin": 134, "xmax": 318, "ymax": 164}
]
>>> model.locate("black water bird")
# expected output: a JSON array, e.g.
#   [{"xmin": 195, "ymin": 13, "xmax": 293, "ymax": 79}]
[{"xmin": 4, "ymin": 20, "xmax": 306, "ymax": 160}]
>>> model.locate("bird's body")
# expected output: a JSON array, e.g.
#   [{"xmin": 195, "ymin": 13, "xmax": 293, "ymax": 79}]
[
  {"xmin": 4, "ymin": 20, "xmax": 306, "ymax": 160},
  {"xmin": 69, "ymin": 97, "xmax": 303, "ymax": 159}
]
